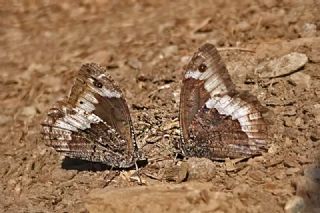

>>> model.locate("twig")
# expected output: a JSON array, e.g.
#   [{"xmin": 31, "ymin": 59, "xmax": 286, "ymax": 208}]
[
  {"xmin": 143, "ymin": 172, "xmax": 162, "ymax": 180},
  {"xmin": 217, "ymin": 47, "xmax": 256, "ymax": 53}
]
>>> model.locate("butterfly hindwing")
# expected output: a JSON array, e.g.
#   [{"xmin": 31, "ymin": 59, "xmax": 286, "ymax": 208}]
[
  {"xmin": 41, "ymin": 63, "xmax": 137, "ymax": 168},
  {"xmin": 179, "ymin": 43, "xmax": 269, "ymax": 159}
]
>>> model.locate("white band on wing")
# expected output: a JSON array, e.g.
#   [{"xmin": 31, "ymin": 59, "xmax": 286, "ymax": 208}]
[
  {"xmin": 101, "ymin": 88, "xmax": 122, "ymax": 98},
  {"xmin": 184, "ymin": 70, "xmax": 202, "ymax": 79}
]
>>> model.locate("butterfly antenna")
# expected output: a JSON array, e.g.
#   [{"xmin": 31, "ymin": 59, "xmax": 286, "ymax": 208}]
[{"xmin": 135, "ymin": 160, "xmax": 143, "ymax": 185}]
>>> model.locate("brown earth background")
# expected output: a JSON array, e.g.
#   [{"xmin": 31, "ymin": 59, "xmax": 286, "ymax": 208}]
[{"xmin": 0, "ymin": 0, "xmax": 320, "ymax": 212}]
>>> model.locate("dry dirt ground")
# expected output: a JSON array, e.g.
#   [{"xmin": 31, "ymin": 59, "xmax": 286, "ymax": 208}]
[{"xmin": 1, "ymin": 1, "xmax": 320, "ymax": 212}]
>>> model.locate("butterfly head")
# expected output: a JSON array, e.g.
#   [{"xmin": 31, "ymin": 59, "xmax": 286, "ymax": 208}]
[
  {"xmin": 184, "ymin": 43, "xmax": 219, "ymax": 80},
  {"xmin": 79, "ymin": 63, "xmax": 123, "ymax": 99}
]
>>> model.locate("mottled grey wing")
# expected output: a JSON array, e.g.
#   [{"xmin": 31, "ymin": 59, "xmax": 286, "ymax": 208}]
[
  {"xmin": 41, "ymin": 63, "xmax": 137, "ymax": 168},
  {"xmin": 179, "ymin": 43, "xmax": 269, "ymax": 159}
]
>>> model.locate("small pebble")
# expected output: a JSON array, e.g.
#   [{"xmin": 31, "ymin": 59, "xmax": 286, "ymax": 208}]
[
  {"xmin": 300, "ymin": 23, "xmax": 317, "ymax": 38},
  {"xmin": 289, "ymin": 72, "xmax": 311, "ymax": 89},
  {"xmin": 161, "ymin": 45, "xmax": 178, "ymax": 58},
  {"xmin": 255, "ymin": 52, "xmax": 308, "ymax": 78},
  {"xmin": 127, "ymin": 58, "xmax": 142, "ymax": 70},
  {"xmin": 187, "ymin": 157, "xmax": 216, "ymax": 181},
  {"xmin": 284, "ymin": 196, "xmax": 305, "ymax": 213},
  {"xmin": 0, "ymin": 114, "xmax": 11, "ymax": 126},
  {"xmin": 236, "ymin": 21, "xmax": 251, "ymax": 32},
  {"xmin": 286, "ymin": 168, "xmax": 301, "ymax": 176},
  {"xmin": 21, "ymin": 106, "xmax": 38, "ymax": 117}
]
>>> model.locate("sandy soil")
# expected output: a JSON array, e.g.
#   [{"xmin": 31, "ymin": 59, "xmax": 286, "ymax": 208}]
[{"xmin": 0, "ymin": 1, "xmax": 320, "ymax": 212}]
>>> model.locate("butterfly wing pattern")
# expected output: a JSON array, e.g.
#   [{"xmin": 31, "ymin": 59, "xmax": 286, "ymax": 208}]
[
  {"xmin": 41, "ymin": 63, "xmax": 138, "ymax": 168},
  {"xmin": 179, "ymin": 43, "xmax": 269, "ymax": 160}
]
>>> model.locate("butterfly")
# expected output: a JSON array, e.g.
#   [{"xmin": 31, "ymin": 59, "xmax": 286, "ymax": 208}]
[
  {"xmin": 41, "ymin": 63, "xmax": 139, "ymax": 168},
  {"xmin": 179, "ymin": 43, "xmax": 269, "ymax": 160}
]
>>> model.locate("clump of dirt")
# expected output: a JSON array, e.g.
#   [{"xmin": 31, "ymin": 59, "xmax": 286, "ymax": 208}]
[{"xmin": 1, "ymin": 1, "xmax": 319, "ymax": 212}]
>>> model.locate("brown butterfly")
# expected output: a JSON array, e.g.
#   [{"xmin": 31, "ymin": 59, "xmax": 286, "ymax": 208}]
[
  {"xmin": 41, "ymin": 63, "xmax": 138, "ymax": 168},
  {"xmin": 179, "ymin": 43, "xmax": 269, "ymax": 160}
]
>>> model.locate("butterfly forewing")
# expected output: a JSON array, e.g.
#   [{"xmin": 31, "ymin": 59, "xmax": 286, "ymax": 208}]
[
  {"xmin": 179, "ymin": 43, "xmax": 269, "ymax": 159},
  {"xmin": 41, "ymin": 63, "xmax": 137, "ymax": 168}
]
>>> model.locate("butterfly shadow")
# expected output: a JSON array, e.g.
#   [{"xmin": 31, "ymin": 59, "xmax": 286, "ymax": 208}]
[
  {"xmin": 61, "ymin": 157, "xmax": 114, "ymax": 172},
  {"xmin": 61, "ymin": 157, "xmax": 148, "ymax": 172}
]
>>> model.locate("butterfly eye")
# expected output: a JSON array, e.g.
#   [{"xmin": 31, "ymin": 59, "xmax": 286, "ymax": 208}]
[
  {"xmin": 93, "ymin": 80, "xmax": 103, "ymax": 88},
  {"xmin": 198, "ymin": 63, "xmax": 207, "ymax": 72}
]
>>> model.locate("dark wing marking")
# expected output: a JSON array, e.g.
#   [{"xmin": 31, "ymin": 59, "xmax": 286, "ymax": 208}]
[
  {"xmin": 179, "ymin": 43, "xmax": 269, "ymax": 159},
  {"xmin": 41, "ymin": 63, "xmax": 137, "ymax": 168}
]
